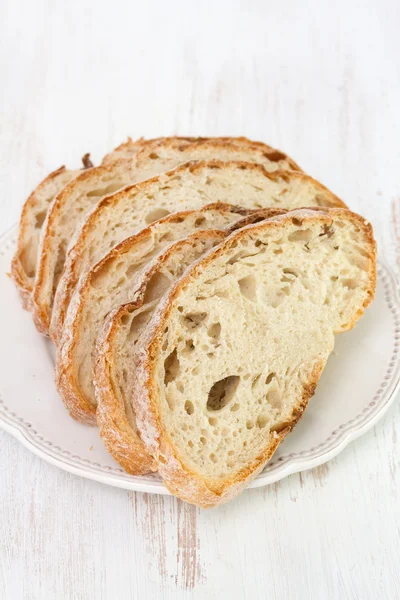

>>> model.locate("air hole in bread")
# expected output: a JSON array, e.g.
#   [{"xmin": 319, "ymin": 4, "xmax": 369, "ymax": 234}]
[
  {"xmin": 238, "ymin": 274, "xmax": 257, "ymax": 302},
  {"xmin": 53, "ymin": 244, "xmax": 67, "ymax": 295},
  {"xmin": 210, "ymin": 453, "xmax": 217, "ymax": 463},
  {"xmin": 266, "ymin": 372, "xmax": 276, "ymax": 385},
  {"xmin": 145, "ymin": 208, "xmax": 170, "ymax": 224},
  {"xmin": 228, "ymin": 251, "xmax": 245, "ymax": 265},
  {"xmin": 319, "ymin": 224, "xmax": 334, "ymax": 238},
  {"xmin": 200, "ymin": 436, "xmax": 207, "ymax": 445},
  {"xmin": 271, "ymin": 422, "xmax": 289, "ymax": 434},
  {"xmin": 268, "ymin": 291, "xmax": 286, "ymax": 308},
  {"xmin": 127, "ymin": 309, "xmax": 153, "ymax": 345},
  {"xmin": 208, "ymin": 322, "xmax": 221, "ymax": 339},
  {"xmin": 282, "ymin": 268, "xmax": 299, "ymax": 278},
  {"xmin": 273, "ymin": 247, "xmax": 283, "ymax": 255},
  {"xmin": 215, "ymin": 290, "xmax": 229, "ymax": 299},
  {"xmin": 159, "ymin": 232, "xmax": 173, "ymax": 243},
  {"xmin": 184, "ymin": 339, "xmax": 195, "ymax": 352},
  {"xmin": 266, "ymin": 386, "xmax": 282, "ymax": 409},
  {"xmin": 185, "ymin": 401, "xmax": 194, "ymax": 415},
  {"xmin": 121, "ymin": 314, "xmax": 130, "ymax": 326},
  {"xmin": 230, "ymin": 402, "xmax": 240, "ymax": 412},
  {"xmin": 252, "ymin": 374, "xmax": 262, "ymax": 389},
  {"xmin": 348, "ymin": 255, "xmax": 369, "ymax": 271},
  {"xmin": 342, "ymin": 278, "xmax": 359, "ymax": 289},
  {"xmin": 265, "ymin": 150, "xmax": 286, "ymax": 162},
  {"xmin": 143, "ymin": 272, "xmax": 171, "ymax": 303},
  {"xmin": 195, "ymin": 216, "xmax": 206, "ymax": 227},
  {"xmin": 288, "ymin": 228, "xmax": 313, "ymax": 242},
  {"xmin": 246, "ymin": 420, "xmax": 254, "ymax": 430},
  {"xmin": 87, "ymin": 182, "xmax": 122, "ymax": 197},
  {"xmin": 125, "ymin": 264, "xmax": 139, "ymax": 279},
  {"xmin": 164, "ymin": 349, "xmax": 180, "ymax": 386},
  {"xmin": 183, "ymin": 312, "xmax": 207, "ymax": 329},
  {"xmin": 256, "ymin": 414, "xmax": 269, "ymax": 428},
  {"xmin": 149, "ymin": 152, "xmax": 159, "ymax": 159},
  {"xmin": 35, "ymin": 210, "xmax": 47, "ymax": 229},
  {"xmin": 165, "ymin": 390, "xmax": 176, "ymax": 411},
  {"xmin": 122, "ymin": 368, "xmax": 128, "ymax": 384},
  {"xmin": 353, "ymin": 244, "xmax": 370, "ymax": 258},
  {"xmin": 208, "ymin": 417, "xmax": 217, "ymax": 426},
  {"xmin": 207, "ymin": 376, "xmax": 240, "ymax": 412},
  {"xmin": 291, "ymin": 217, "xmax": 303, "ymax": 227}
]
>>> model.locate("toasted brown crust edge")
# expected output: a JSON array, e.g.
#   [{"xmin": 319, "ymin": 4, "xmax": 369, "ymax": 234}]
[
  {"xmin": 132, "ymin": 208, "xmax": 377, "ymax": 507},
  {"xmin": 101, "ymin": 136, "xmax": 304, "ymax": 171},
  {"xmin": 50, "ymin": 159, "xmax": 346, "ymax": 343},
  {"xmin": 95, "ymin": 301, "xmax": 158, "ymax": 473},
  {"xmin": 11, "ymin": 166, "xmax": 69, "ymax": 309}
]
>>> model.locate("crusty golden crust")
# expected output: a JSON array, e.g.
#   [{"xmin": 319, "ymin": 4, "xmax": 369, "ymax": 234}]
[
  {"xmin": 132, "ymin": 209, "xmax": 377, "ymax": 507},
  {"xmin": 101, "ymin": 136, "xmax": 303, "ymax": 169},
  {"xmin": 95, "ymin": 302, "xmax": 158, "ymax": 474},
  {"xmin": 50, "ymin": 159, "xmax": 346, "ymax": 343},
  {"xmin": 11, "ymin": 166, "xmax": 69, "ymax": 309}
]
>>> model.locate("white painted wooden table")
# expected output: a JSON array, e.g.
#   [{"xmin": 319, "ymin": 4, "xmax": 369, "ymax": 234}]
[{"xmin": 1, "ymin": 1, "xmax": 399, "ymax": 598}]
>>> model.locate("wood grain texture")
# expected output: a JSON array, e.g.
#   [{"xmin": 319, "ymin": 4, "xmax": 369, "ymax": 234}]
[{"xmin": 0, "ymin": 0, "xmax": 399, "ymax": 597}]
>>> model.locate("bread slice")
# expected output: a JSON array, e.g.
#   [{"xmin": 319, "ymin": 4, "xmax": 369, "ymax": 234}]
[
  {"xmin": 56, "ymin": 204, "xmax": 257, "ymax": 425},
  {"xmin": 50, "ymin": 161, "xmax": 345, "ymax": 343},
  {"xmin": 94, "ymin": 209, "xmax": 285, "ymax": 474},
  {"xmin": 11, "ymin": 165, "xmax": 84, "ymax": 309},
  {"xmin": 132, "ymin": 208, "xmax": 376, "ymax": 507},
  {"xmin": 11, "ymin": 138, "xmax": 147, "ymax": 309},
  {"xmin": 32, "ymin": 138, "xmax": 302, "ymax": 335}
]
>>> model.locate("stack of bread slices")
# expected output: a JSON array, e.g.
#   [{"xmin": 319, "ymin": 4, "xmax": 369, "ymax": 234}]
[{"xmin": 12, "ymin": 136, "xmax": 376, "ymax": 507}]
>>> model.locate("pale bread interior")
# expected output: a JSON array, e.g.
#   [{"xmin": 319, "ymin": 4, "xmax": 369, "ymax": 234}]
[
  {"xmin": 95, "ymin": 209, "xmax": 285, "ymax": 471},
  {"xmin": 136, "ymin": 210, "xmax": 375, "ymax": 501}
]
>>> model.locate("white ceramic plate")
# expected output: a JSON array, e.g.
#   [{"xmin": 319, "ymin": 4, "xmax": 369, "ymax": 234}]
[{"xmin": 1, "ymin": 225, "xmax": 399, "ymax": 494}]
